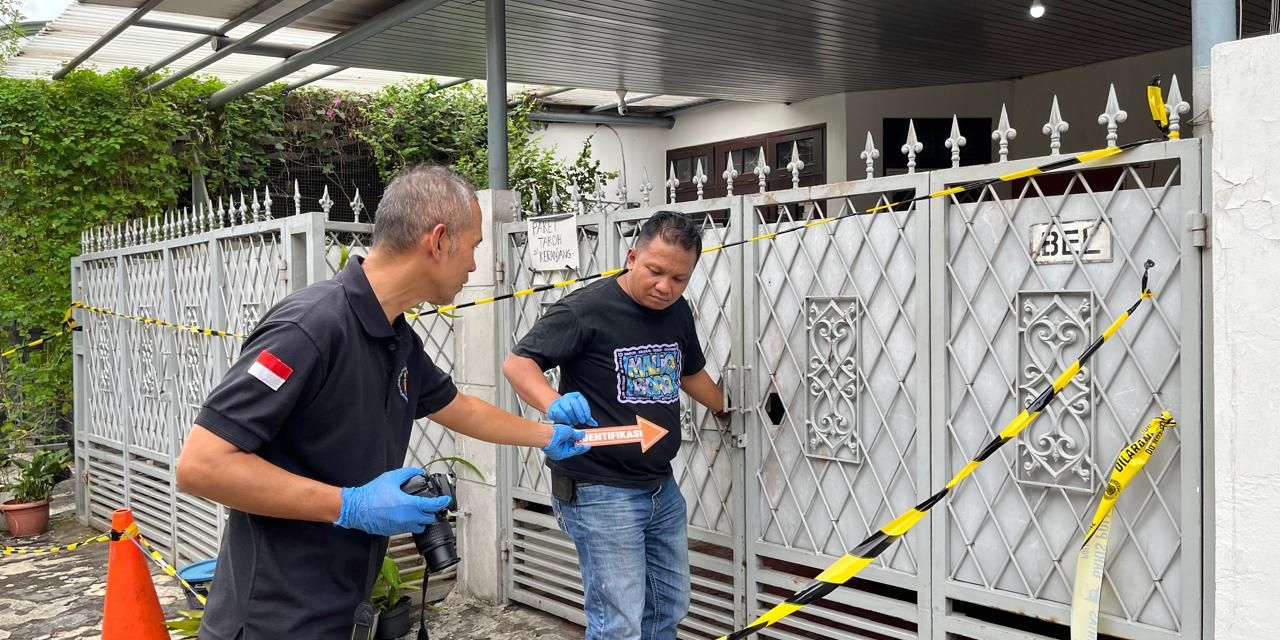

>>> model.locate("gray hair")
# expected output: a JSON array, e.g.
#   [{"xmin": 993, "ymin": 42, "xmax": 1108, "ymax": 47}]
[{"xmin": 371, "ymin": 165, "xmax": 477, "ymax": 254}]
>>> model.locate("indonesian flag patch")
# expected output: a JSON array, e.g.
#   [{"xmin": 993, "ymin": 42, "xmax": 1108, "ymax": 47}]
[{"xmin": 248, "ymin": 349, "xmax": 293, "ymax": 391}]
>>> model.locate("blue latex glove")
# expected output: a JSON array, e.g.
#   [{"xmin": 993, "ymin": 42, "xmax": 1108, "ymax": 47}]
[
  {"xmin": 335, "ymin": 467, "xmax": 453, "ymax": 536},
  {"xmin": 546, "ymin": 392, "xmax": 598, "ymax": 427},
  {"xmin": 543, "ymin": 423, "xmax": 591, "ymax": 461}
]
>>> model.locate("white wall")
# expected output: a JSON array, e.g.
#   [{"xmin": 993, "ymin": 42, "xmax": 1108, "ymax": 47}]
[
  {"xmin": 844, "ymin": 80, "xmax": 1013, "ymax": 177},
  {"xmin": 666, "ymin": 92, "xmax": 849, "ymax": 182},
  {"xmin": 532, "ymin": 47, "xmax": 1193, "ymax": 201},
  {"xmin": 533, "ymin": 92, "xmax": 850, "ymax": 201},
  {"xmin": 1009, "ymin": 47, "xmax": 1192, "ymax": 156},
  {"xmin": 535, "ymin": 122, "xmax": 666, "ymax": 206},
  {"xmin": 1210, "ymin": 32, "xmax": 1280, "ymax": 640}
]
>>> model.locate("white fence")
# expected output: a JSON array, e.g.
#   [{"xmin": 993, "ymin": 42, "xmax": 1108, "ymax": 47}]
[{"xmin": 70, "ymin": 188, "xmax": 456, "ymax": 588}]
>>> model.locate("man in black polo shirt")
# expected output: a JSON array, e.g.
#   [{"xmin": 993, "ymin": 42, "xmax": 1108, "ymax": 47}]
[
  {"xmin": 503, "ymin": 211, "xmax": 727, "ymax": 640},
  {"xmin": 175, "ymin": 165, "xmax": 590, "ymax": 640}
]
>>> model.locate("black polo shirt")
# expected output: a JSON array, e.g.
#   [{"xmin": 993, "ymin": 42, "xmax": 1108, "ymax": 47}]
[{"xmin": 194, "ymin": 257, "xmax": 457, "ymax": 640}]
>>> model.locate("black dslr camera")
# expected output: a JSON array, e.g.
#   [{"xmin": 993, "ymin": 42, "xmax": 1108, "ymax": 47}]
[{"xmin": 399, "ymin": 472, "xmax": 460, "ymax": 573}]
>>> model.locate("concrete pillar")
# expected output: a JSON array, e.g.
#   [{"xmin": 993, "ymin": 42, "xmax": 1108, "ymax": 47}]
[
  {"xmin": 1211, "ymin": 33, "xmax": 1280, "ymax": 640},
  {"xmin": 454, "ymin": 189, "xmax": 515, "ymax": 602}
]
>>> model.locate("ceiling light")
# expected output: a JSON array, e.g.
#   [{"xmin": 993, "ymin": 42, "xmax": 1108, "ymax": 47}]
[{"xmin": 1030, "ymin": 0, "xmax": 1046, "ymax": 18}]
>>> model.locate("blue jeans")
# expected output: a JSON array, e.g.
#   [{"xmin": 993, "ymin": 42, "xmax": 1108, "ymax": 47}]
[{"xmin": 552, "ymin": 476, "xmax": 690, "ymax": 640}]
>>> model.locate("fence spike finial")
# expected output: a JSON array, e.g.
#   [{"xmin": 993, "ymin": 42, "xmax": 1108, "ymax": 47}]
[
  {"xmin": 262, "ymin": 187, "xmax": 273, "ymax": 221},
  {"xmin": 722, "ymin": 151, "xmax": 739, "ymax": 197},
  {"xmin": 945, "ymin": 115, "xmax": 967, "ymax": 168},
  {"xmin": 216, "ymin": 197, "xmax": 227, "ymax": 228},
  {"xmin": 860, "ymin": 132, "xmax": 880, "ymax": 180},
  {"xmin": 177, "ymin": 208, "xmax": 186, "ymax": 237},
  {"xmin": 786, "ymin": 140, "xmax": 806, "ymax": 187},
  {"xmin": 593, "ymin": 176, "xmax": 606, "ymax": 212},
  {"xmin": 568, "ymin": 183, "xmax": 584, "ymax": 215},
  {"xmin": 615, "ymin": 172, "xmax": 628, "ymax": 205},
  {"xmin": 639, "ymin": 168, "xmax": 653, "ymax": 206},
  {"xmin": 550, "ymin": 183, "xmax": 563, "ymax": 212},
  {"xmin": 693, "ymin": 158, "xmax": 707, "ymax": 200},
  {"xmin": 318, "ymin": 186, "xmax": 333, "ymax": 218},
  {"xmin": 1043, "ymin": 95, "xmax": 1069, "ymax": 156},
  {"xmin": 666, "ymin": 162, "xmax": 679, "ymax": 203},
  {"xmin": 351, "ymin": 189, "xmax": 365, "ymax": 222},
  {"xmin": 293, "ymin": 180, "xmax": 302, "ymax": 217},
  {"xmin": 1165, "ymin": 74, "xmax": 1191, "ymax": 139},
  {"xmin": 530, "ymin": 185, "xmax": 542, "ymax": 216},
  {"xmin": 205, "ymin": 198, "xmax": 216, "ymax": 231},
  {"xmin": 152, "ymin": 215, "xmax": 161, "ymax": 243},
  {"xmin": 901, "ymin": 120, "xmax": 923, "ymax": 174},
  {"xmin": 993, "ymin": 104, "xmax": 1017, "ymax": 163},
  {"xmin": 1098, "ymin": 83, "xmax": 1128, "ymax": 148},
  {"xmin": 238, "ymin": 192, "xmax": 249, "ymax": 226},
  {"xmin": 251, "ymin": 190, "xmax": 262, "ymax": 222},
  {"xmin": 754, "ymin": 145, "xmax": 771, "ymax": 192}
]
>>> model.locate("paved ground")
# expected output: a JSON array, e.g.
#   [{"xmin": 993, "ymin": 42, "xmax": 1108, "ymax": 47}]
[{"xmin": 0, "ymin": 480, "xmax": 581, "ymax": 639}]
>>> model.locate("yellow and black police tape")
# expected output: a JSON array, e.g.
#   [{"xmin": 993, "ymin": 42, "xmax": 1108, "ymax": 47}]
[
  {"xmin": 1071, "ymin": 410, "xmax": 1175, "ymax": 640},
  {"xmin": 68, "ymin": 301, "xmax": 244, "ymax": 339},
  {"xmin": 49, "ymin": 80, "xmax": 1181, "ymax": 338},
  {"xmin": 67, "ymin": 132, "xmax": 1157, "ymax": 333},
  {"xmin": 121, "ymin": 522, "xmax": 209, "ymax": 607},
  {"xmin": 413, "ymin": 137, "xmax": 1165, "ymax": 319},
  {"xmin": 0, "ymin": 307, "xmax": 78, "ymax": 360},
  {"xmin": 2, "ymin": 532, "xmax": 110, "ymax": 556},
  {"xmin": 714, "ymin": 261, "xmax": 1156, "ymax": 640},
  {"xmin": 2, "ymin": 519, "xmax": 208, "ymax": 606}
]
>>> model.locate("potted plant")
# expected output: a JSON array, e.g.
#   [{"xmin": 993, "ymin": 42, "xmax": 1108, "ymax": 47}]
[
  {"xmin": 1, "ymin": 447, "xmax": 71, "ymax": 537},
  {"xmin": 371, "ymin": 554, "xmax": 414, "ymax": 640}
]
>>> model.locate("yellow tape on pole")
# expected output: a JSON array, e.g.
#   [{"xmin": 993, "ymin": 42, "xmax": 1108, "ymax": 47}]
[{"xmin": 1070, "ymin": 411, "xmax": 1175, "ymax": 640}]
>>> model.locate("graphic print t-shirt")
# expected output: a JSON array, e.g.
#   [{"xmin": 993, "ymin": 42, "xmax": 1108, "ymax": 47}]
[{"xmin": 512, "ymin": 277, "xmax": 706, "ymax": 488}]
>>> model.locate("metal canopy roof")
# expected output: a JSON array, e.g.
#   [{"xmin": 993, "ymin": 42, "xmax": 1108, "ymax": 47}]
[{"xmin": 73, "ymin": 0, "xmax": 1272, "ymax": 103}]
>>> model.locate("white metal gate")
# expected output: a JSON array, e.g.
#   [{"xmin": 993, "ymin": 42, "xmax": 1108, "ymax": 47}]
[
  {"xmin": 71, "ymin": 200, "xmax": 458, "ymax": 574},
  {"xmin": 500, "ymin": 138, "xmax": 1203, "ymax": 640}
]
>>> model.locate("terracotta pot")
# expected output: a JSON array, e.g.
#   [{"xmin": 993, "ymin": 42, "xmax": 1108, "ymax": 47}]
[{"xmin": 1, "ymin": 499, "xmax": 51, "ymax": 538}]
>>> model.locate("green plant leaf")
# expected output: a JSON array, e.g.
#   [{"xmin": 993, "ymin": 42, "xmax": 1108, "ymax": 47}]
[{"xmin": 422, "ymin": 456, "xmax": 485, "ymax": 482}]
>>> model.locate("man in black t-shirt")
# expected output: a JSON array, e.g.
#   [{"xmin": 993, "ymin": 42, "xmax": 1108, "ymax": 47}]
[
  {"xmin": 504, "ymin": 211, "xmax": 728, "ymax": 640},
  {"xmin": 175, "ymin": 165, "xmax": 589, "ymax": 640}
]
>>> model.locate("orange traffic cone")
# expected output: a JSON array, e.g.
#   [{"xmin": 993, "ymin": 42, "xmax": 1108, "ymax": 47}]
[{"xmin": 102, "ymin": 508, "xmax": 168, "ymax": 640}]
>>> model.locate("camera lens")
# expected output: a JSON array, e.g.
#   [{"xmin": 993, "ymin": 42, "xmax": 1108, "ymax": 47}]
[{"xmin": 414, "ymin": 519, "xmax": 460, "ymax": 573}]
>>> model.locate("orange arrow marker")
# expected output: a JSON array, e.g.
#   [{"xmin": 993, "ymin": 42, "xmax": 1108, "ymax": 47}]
[{"xmin": 580, "ymin": 416, "xmax": 669, "ymax": 453}]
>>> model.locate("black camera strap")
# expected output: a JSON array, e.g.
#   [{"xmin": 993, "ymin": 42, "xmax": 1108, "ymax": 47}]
[
  {"xmin": 350, "ymin": 539, "xmax": 383, "ymax": 640},
  {"xmin": 415, "ymin": 570, "xmax": 430, "ymax": 640}
]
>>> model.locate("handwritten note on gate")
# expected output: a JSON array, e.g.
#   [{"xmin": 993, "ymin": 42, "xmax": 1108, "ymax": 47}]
[{"xmin": 527, "ymin": 214, "xmax": 579, "ymax": 272}]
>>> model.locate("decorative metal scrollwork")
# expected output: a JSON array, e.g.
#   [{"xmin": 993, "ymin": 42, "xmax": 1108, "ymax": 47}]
[
  {"xmin": 805, "ymin": 297, "xmax": 862, "ymax": 463},
  {"xmin": 1016, "ymin": 291, "xmax": 1096, "ymax": 492}
]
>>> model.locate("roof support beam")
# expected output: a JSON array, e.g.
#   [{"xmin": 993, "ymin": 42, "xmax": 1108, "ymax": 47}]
[
  {"xmin": 507, "ymin": 87, "xmax": 572, "ymax": 108},
  {"xmin": 53, "ymin": 0, "xmax": 165, "ymax": 80},
  {"xmin": 589, "ymin": 93, "xmax": 659, "ymax": 113},
  {"xmin": 212, "ymin": 36, "xmax": 306, "ymax": 59},
  {"xmin": 434, "ymin": 78, "xmax": 472, "ymax": 91},
  {"xmin": 147, "ymin": 0, "xmax": 336, "ymax": 93},
  {"xmin": 135, "ymin": 0, "xmax": 291, "ymax": 78},
  {"xmin": 524, "ymin": 111, "xmax": 674, "ymax": 129},
  {"xmin": 208, "ymin": 0, "xmax": 448, "ymax": 110},
  {"xmin": 487, "ymin": 0, "xmax": 509, "ymax": 190},
  {"xmin": 134, "ymin": 19, "xmax": 220, "ymax": 37},
  {"xmin": 283, "ymin": 66, "xmax": 348, "ymax": 92}
]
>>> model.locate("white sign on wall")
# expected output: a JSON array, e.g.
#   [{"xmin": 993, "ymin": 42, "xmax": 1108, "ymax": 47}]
[{"xmin": 527, "ymin": 214, "xmax": 579, "ymax": 272}]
